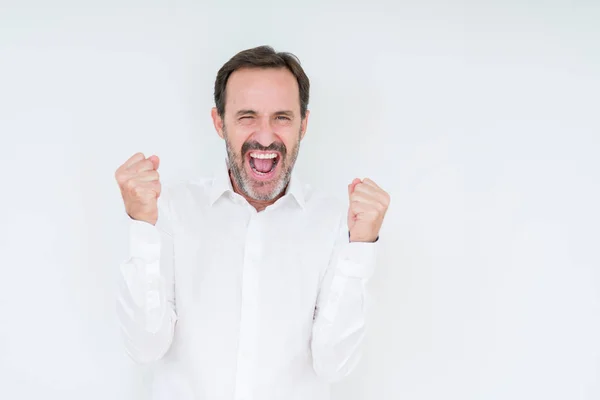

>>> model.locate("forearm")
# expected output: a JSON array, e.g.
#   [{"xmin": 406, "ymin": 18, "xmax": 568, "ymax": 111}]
[
  {"xmin": 311, "ymin": 275, "xmax": 369, "ymax": 381},
  {"xmin": 311, "ymin": 239, "xmax": 376, "ymax": 382},
  {"xmin": 116, "ymin": 219, "xmax": 177, "ymax": 364}
]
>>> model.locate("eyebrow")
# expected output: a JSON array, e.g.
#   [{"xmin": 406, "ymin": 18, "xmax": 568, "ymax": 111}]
[
  {"xmin": 235, "ymin": 109, "xmax": 295, "ymax": 117},
  {"xmin": 235, "ymin": 109, "xmax": 257, "ymax": 117}
]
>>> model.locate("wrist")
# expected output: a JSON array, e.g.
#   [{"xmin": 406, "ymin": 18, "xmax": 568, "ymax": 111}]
[
  {"xmin": 348, "ymin": 231, "xmax": 379, "ymax": 243},
  {"xmin": 127, "ymin": 211, "xmax": 157, "ymax": 226}
]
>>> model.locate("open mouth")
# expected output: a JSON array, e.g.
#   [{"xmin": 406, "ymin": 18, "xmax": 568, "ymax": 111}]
[{"xmin": 247, "ymin": 151, "xmax": 280, "ymax": 178}]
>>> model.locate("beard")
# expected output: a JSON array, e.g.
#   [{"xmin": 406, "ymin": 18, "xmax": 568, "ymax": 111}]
[{"xmin": 224, "ymin": 126, "xmax": 301, "ymax": 202}]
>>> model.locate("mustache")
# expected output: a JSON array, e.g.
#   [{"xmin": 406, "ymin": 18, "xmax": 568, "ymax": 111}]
[{"xmin": 241, "ymin": 140, "xmax": 287, "ymax": 158}]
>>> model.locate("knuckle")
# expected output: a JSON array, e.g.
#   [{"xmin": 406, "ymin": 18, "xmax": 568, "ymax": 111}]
[
  {"xmin": 124, "ymin": 179, "xmax": 136, "ymax": 190},
  {"xmin": 132, "ymin": 185, "xmax": 145, "ymax": 197},
  {"xmin": 133, "ymin": 159, "xmax": 150, "ymax": 172},
  {"xmin": 136, "ymin": 160, "xmax": 149, "ymax": 171}
]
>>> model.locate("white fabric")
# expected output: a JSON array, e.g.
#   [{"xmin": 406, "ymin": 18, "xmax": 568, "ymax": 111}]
[{"xmin": 117, "ymin": 161, "xmax": 378, "ymax": 400}]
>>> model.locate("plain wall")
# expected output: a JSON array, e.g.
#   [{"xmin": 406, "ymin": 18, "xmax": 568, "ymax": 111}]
[{"xmin": 1, "ymin": 1, "xmax": 598, "ymax": 399}]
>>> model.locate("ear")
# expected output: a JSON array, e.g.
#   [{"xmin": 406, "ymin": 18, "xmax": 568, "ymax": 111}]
[
  {"xmin": 211, "ymin": 107, "xmax": 225, "ymax": 139},
  {"xmin": 300, "ymin": 109, "xmax": 310, "ymax": 141}
]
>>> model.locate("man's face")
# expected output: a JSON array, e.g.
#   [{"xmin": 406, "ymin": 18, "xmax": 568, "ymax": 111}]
[{"xmin": 213, "ymin": 67, "xmax": 308, "ymax": 201}]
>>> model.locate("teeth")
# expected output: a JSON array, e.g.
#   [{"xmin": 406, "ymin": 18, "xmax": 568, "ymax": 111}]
[{"xmin": 250, "ymin": 152, "xmax": 277, "ymax": 159}]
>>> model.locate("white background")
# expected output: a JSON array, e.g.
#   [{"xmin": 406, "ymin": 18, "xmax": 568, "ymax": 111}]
[{"xmin": 1, "ymin": 1, "xmax": 599, "ymax": 399}]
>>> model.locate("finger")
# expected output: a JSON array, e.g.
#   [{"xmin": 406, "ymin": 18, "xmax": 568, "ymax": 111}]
[
  {"xmin": 124, "ymin": 152, "xmax": 145, "ymax": 168},
  {"xmin": 353, "ymin": 182, "xmax": 388, "ymax": 204},
  {"xmin": 125, "ymin": 181, "xmax": 161, "ymax": 200},
  {"xmin": 362, "ymin": 178, "xmax": 382, "ymax": 191},
  {"xmin": 134, "ymin": 170, "xmax": 160, "ymax": 182},
  {"xmin": 349, "ymin": 199, "xmax": 378, "ymax": 216},
  {"xmin": 136, "ymin": 180, "xmax": 161, "ymax": 195},
  {"xmin": 128, "ymin": 159, "xmax": 156, "ymax": 174},
  {"xmin": 350, "ymin": 191, "xmax": 388, "ymax": 217},
  {"xmin": 148, "ymin": 155, "xmax": 160, "ymax": 170},
  {"xmin": 349, "ymin": 192, "xmax": 381, "ymax": 207},
  {"xmin": 151, "ymin": 180, "xmax": 162, "ymax": 195},
  {"xmin": 353, "ymin": 182, "xmax": 378, "ymax": 196},
  {"xmin": 348, "ymin": 178, "xmax": 362, "ymax": 196},
  {"xmin": 115, "ymin": 152, "xmax": 144, "ymax": 177}
]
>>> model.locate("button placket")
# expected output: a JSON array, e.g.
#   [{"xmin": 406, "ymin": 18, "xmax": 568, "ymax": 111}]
[{"xmin": 234, "ymin": 212, "xmax": 262, "ymax": 400}]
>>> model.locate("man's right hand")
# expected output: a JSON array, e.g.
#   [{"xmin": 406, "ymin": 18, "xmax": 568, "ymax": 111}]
[{"xmin": 115, "ymin": 152, "xmax": 161, "ymax": 225}]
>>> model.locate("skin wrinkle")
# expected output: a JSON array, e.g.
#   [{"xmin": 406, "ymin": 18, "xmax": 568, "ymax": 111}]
[
  {"xmin": 224, "ymin": 125, "xmax": 301, "ymax": 203},
  {"xmin": 212, "ymin": 67, "xmax": 309, "ymax": 211}
]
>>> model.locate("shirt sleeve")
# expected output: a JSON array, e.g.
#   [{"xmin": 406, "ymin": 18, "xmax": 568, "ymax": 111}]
[
  {"xmin": 310, "ymin": 212, "xmax": 377, "ymax": 382},
  {"xmin": 116, "ymin": 190, "xmax": 178, "ymax": 364}
]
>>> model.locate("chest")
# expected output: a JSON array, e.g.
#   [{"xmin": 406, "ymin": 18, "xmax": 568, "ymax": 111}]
[{"xmin": 171, "ymin": 204, "xmax": 339, "ymax": 324}]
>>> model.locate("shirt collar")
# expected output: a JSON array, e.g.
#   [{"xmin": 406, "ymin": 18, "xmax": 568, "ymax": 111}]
[{"xmin": 208, "ymin": 158, "xmax": 305, "ymax": 209}]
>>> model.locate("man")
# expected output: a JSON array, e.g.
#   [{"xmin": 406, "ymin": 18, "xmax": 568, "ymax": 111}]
[{"xmin": 114, "ymin": 45, "xmax": 390, "ymax": 400}]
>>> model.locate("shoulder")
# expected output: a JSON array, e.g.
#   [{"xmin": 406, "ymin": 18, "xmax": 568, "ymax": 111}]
[
  {"xmin": 158, "ymin": 177, "xmax": 213, "ymax": 210},
  {"xmin": 162, "ymin": 177, "xmax": 212, "ymax": 196}
]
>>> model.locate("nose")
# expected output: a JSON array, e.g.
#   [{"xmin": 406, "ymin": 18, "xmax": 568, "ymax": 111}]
[{"xmin": 252, "ymin": 116, "xmax": 278, "ymax": 147}]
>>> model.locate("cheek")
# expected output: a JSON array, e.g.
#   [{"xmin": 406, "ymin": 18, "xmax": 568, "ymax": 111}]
[
  {"xmin": 277, "ymin": 123, "xmax": 301, "ymax": 146},
  {"xmin": 281, "ymin": 132, "xmax": 300, "ymax": 152},
  {"xmin": 226, "ymin": 129, "xmax": 251, "ymax": 151}
]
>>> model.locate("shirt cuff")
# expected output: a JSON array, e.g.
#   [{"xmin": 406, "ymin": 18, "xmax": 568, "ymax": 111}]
[
  {"xmin": 335, "ymin": 240, "xmax": 377, "ymax": 279},
  {"xmin": 129, "ymin": 219, "xmax": 161, "ymax": 263}
]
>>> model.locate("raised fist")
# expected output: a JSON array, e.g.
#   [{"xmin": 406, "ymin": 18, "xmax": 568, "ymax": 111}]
[
  {"xmin": 347, "ymin": 177, "xmax": 390, "ymax": 242},
  {"xmin": 115, "ymin": 152, "xmax": 161, "ymax": 225}
]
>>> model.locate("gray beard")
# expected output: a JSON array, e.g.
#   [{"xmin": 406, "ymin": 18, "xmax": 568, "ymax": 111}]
[{"xmin": 224, "ymin": 128, "xmax": 301, "ymax": 202}]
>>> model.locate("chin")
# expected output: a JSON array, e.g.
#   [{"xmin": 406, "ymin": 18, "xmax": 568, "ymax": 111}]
[{"xmin": 245, "ymin": 180, "xmax": 284, "ymax": 201}]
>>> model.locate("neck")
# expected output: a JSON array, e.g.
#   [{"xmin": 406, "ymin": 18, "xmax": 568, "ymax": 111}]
[{"xmin": 229, "ymin": 170, "xmax": 286, "ymax": 212}]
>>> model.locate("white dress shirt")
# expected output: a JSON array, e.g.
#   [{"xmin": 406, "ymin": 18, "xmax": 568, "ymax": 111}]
[{"xmin": 117, "ymin": 161, "xmax": 378, "ymax": 400}]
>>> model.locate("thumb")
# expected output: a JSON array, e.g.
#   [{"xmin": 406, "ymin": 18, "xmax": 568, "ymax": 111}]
[
  {"xmin": 148, "ymin": 155, "xmax": 160, "ymax": 170},
  {"xmin": 348, "ymin": 178, "xmax": 361, "ymax": 197}
]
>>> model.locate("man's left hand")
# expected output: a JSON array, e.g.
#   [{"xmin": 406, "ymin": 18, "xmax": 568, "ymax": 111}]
[{"xmin": 347, "ymin": 178, "xmax": 390, "ymax": 242}]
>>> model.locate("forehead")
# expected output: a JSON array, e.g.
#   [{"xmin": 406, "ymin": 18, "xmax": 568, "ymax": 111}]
[{"xmin": 225, "ymin": 67, "xmax": 300, "ymax": 114}]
